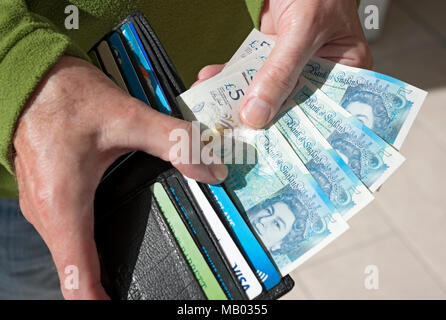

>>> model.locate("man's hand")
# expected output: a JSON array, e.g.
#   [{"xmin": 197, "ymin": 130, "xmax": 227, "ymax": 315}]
[
  {"xmin": 197, "ymin": 0, "xmax": 373, "ymax": 128},
  {"xmin": 13, "ymin": 56, "xmax": 228, "ymax": 299}
]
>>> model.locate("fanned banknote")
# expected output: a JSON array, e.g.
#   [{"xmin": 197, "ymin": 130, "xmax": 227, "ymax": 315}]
[
  {"xmin": 224, "ymin": 125, "xmax": 348, "ymax": 275},
  {"xmin": 276, "ymin": 101, "xmax": 374, "ymax": 220},
  {"xmin": 291, "ymin": 79, "xmax": 405, "ymax": 192},
  {"xmin": 217, "ymin": 48, "xmax": 269, "ymax": 83},
  {"xmin": 303, "ymin": 57, "xmax": 428, "ymax": 149},
  {"xmin": 216, "ymin": 45, "xmax": 375, "ymax": 218},
  {"xmin": 178, "ymin": 72, "xmax": 349, "ymax": 275},
  {"xmin": 177, "ymin": 70, "xmax": 253, "ymax": 132},
  {"xmin": 225, "ymin": 29, "xmax": 273, "ymax": 69},
  {"xmin": 176, "ymin": 28, "xmax": 421, "ymax": 276},
  {"xmin": 224, "ymin": 30, "xmax": 407, "ymax": 192},
  {"xmin": 226, "ymin": 29, "xmax": 274, "ymax": 67},
  {"xmin": 227, "ymin": 29, "xmax": 427, "ymax": 149}
]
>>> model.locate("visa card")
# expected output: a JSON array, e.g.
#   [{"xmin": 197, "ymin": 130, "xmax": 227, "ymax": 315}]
[
  {"xmin": 207, "ymin": 184, "xmax": 282, "ymax": 290},
  {"xmin": 185, "ymin": 177, "xmax": 263, "ymax": 299}
]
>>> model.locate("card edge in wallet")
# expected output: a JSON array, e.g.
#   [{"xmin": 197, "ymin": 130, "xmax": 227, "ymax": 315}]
[
  {"xmin": 132, "ymin": 14, "xmax": 186, "ymax": 94},
  {"xmin": 150, "ymin": 182, "xmax": 227, "ymax": 300},
  {"xmin": 162, "ymin": 172, "xmax": 248, "ymax": 300},
  {"xmin": 119, "ymin": 21, "xmax": 172, "ymax": 115},
  {"xmin": 96, "ymin": 40, "xmax": 130, "ymax": 93},
  {"xmin": 129, "ymin": 16, "xmax": 182, "ymax": 116}
]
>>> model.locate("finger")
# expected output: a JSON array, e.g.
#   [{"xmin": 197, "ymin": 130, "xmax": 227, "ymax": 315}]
[
  {"xmin": 197, "ymin": 64, "xmax": 225, "ymax": 80},
  {"xmin": 240, "ymin": 15, "xmax": 321, "ymax": 128},
  {"xmin": 315, "ymin": 39, "xmax": 373, "ymax": 69},
  {"xmin": 190, "ymin": 78, "xmax": 207, "ymax": 88},
  {"xmin": 101, "ymin": 100, "xmax": 228, "ymax": 184}
]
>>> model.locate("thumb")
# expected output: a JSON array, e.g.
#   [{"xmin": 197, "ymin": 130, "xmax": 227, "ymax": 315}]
[
  {"xmin": 103, "ymin": 100, "xmax": 228, "ymax": 184},
  {"xmin": 240, "ymin": 22, "xmax": 321, "ymax": 128}
]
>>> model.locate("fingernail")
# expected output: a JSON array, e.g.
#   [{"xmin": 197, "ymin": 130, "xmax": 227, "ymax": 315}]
[
  {"xmin": 210, "ymin": 164, "xmax": 228, "ymax": 182},
  {"xmin": 240, "ymin": 97, "xmax": 272, "ymax": 128}
]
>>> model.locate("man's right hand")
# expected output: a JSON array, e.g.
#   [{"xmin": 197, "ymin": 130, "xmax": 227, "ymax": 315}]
[{"xmin": 12, "ymin": 56, "xmax": 228, "ymax": 299}]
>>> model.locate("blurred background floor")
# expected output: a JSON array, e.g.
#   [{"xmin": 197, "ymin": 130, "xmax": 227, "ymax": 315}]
[{"xmin": 282, "ymin": 0, "xmax": 446, "ymax": 300}]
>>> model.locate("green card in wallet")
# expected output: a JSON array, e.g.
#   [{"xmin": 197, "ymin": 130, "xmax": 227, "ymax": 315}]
[{"xmin": 91, "ymin": 11, "xmax": 294, "ymax": 300}]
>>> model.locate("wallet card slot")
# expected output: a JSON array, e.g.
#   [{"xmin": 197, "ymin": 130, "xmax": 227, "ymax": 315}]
[
  {"xmin": 133, "ymin": 14, "xmax": 186, "ymax": 94},
  {"xmin": 95, "ymin": 151, "xmax": 171, "ymax": 222},
  {"xmin": 129, "ymin": 18, "xmax": 181, "ymax": 116},
  {"xmin": 158, "ymin": 170, "xmax": 248, "ymax": 300}
]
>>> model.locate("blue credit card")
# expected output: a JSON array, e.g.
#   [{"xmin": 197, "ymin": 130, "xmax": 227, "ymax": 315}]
[
  {"xmin": 120, "ymin": 22, "xmax": 172, "ymax": 115},
  {"xmin": 107, "ymin": 32, "xmax": 150, "ymax": 106},
  {"xmin": 207, "ymin": 184, "xmax": 282, "ymax": 290}
]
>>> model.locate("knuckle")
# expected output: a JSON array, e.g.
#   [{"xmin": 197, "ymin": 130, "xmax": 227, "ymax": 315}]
[
  {"xmin": 178, "ymin": 119, "xmax": 193, "ymax": 135},
  {"xmin": 262, "ymin": 62, "xmax": 295, "ymax": 93},
  {"xmin": 18, "ymin": 197, "xmax": 34, "ymax": 223},
  {"xmin": 162, "ymin": 119, "xmax": 193, "ymax": 162},
  {"xmin": 161, "ymin": 115, "xmax": 193, "ymax": 140},
  {"xmin": 29, "ymin": 183, "xmax": 65, "ymax": 223},
  {"xmin": 99, "ymin": 97, "xmax": 143, "ymax": 149},
  {"xmin": 354, "ymin": 41, "xmax": 374, "ymax": 69},
  {"xmin": 31, "ymin": 187, "xmax": 52, "ymax": 214},
  {"xmin": 198, "ymin": 64, "xmax": 223, "ymax": 80},
  {"xmin": 197, "ymin": 65, "xmax": 213, "ymax": 78},
  {"xmin": 115, "ymin": 96, "xmax": 143, "ymax": 124}
]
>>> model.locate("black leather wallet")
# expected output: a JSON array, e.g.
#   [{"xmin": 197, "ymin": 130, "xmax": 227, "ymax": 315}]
[{"xmin": 92, "ymin": 11, "xmax": 295, "ymax": 300}]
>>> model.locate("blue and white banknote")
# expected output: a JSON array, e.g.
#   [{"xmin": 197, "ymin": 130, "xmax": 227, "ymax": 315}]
[
  {"xmin": 178, "ymin": 73, "xmax": 349, "ymax": 275},
  {"xmin": 226, "ymin": 29, "xmax": 274, "ymax": 67},
  {"xmin": 291, "ymin": 79, "xmax": 405, "ymax": 192},
  {"xmin": 177, "ymin": 70, "xmax": 253, "ymax": 132},
  {"xmin": 224, "ymin": 30, "xmax": 406, "ymax": 192},
  {"xmin": 215, "ymin": 49, "xmax": 268, "ymax": 84},
  {"xmin": 175, "ymin": 27, "xmax": 423, "ymax": 276},
  {"xmin": 276, "ymin": 101, "xmax": 374, "ymax": 220},
  {"xmin": 226, "ymin": 125, "xmax": 349, "ymax": 275},
  {"xmin": 220, "ymin": 46, "xmax": 375, "ymax": 219},
  {"xmin": 303, "ymin": 57, "xmax": 427, "ymax": 149},
  {"xmin": 225, "ymin": 29, "xmax": 273, "ymax": 69},
  {"xmin": 226, "ymin": 29, "xmax": 427, "ymax": 150}
]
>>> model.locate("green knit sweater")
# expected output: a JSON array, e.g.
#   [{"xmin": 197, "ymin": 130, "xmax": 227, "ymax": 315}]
[{"xmin": 0, "ymin": 0, "xmax": 264, "ymax": 198}]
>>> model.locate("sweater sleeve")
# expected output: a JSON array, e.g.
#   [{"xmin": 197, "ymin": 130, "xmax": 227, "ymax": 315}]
[
  {"xmin": 0, "ymin": 0, "xmax": 89, "ymax": 175},
  {"xmin": 245, "ymin": 0, "xmax": 265, "ymax": 29}
]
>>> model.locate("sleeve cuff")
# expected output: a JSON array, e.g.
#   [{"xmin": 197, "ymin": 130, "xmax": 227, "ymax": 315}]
[{"xmin": 245, "ymin": 0, "xmax": 265, "ymax": 29}]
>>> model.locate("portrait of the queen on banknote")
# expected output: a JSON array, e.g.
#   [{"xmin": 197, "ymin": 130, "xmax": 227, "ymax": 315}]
[
  {"xmin": 340, "ymin": 87, "xmax": 393, "ymax": 138},
  {"xmin": 246, "ymin": 187, "xmax": 327, "ymax": 258}
]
